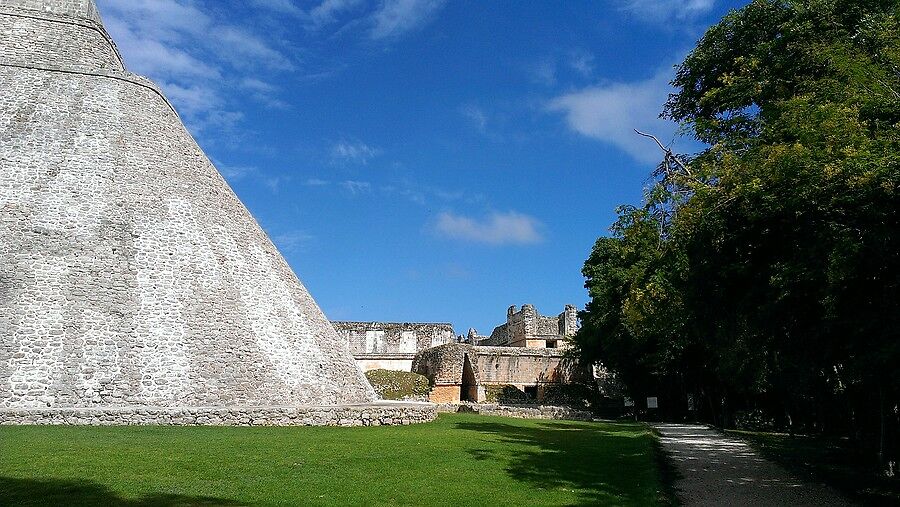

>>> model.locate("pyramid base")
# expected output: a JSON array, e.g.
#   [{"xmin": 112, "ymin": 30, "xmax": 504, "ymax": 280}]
[{"xmin": 0, "ymin": 402, "xmax": 437, "ymax": 427}]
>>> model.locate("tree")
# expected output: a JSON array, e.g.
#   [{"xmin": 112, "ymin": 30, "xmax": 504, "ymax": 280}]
[{"xmin": 576, "ymin": 0, "xmax": 899, "ymax": 469}]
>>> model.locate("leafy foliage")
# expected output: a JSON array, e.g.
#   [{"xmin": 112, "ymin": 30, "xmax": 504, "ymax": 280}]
[
  {"xmin": 484, "ymin": 384, "xmax": 532, "ymax": 404},
  {"xmin": 575, "ymin": 0, "xmax": 899, "ymax": 472},
  {"xmin": 364, "ymin": 369, "xmax": 431, "ymax": 401}
]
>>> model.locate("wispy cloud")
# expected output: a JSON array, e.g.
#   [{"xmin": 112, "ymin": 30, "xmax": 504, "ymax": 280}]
[
  {"xmin": 340, "ymin": 180, "xmax": 373, "ymax": 194},
  {"xmin": 309, "ymin": 0, "xmax": 365, "ymax": 28},
  {"xmin": 210, "ymin": 27, "xmax": 295, "ymax": 71},
  {"xmin": 370, "ymin": 0, "xmax": 447, "ymax": 40},
  {"xmin": 239, "ymin": 78, "xmax": 290, "ymax": 109},
  {"xmin": 264, "ymin": 175, "xmax": 292, "ymax": 193},
  {"xmin": 271, "ymin": 230, "xmax": 315, "ymax": 253},
  {"xmin": 250, "ymin": 0, "xmax": 303, "ymax": 16},
  {"xmin": 434, "ymin": 211, "xmax": 544, "ymax": 246},
  {"xmin": 98, "ymin": 0, "xmax": 293, "ymax": 136},
  {"xmin": 331, "ymin": 141, "xmax": 381, "ymax": 165},
  {"xmin": 214, "ymin": 163, "xmax": 257, "ymax": 182},
  {"xmin": 547, "ymin": 65, "xmax": 682, "ymax": 165},
  {"xmin": 568, "ymin": 49, "xmax": 595, "ymax": 77},
  {"xmin": 528, "ymin": 58, "xmax": 557, "ymax": 86},
  {"xmin": 460, "ymin": 104, "xmax": 488, "ymax": 132},
  {"xmin": 304, "ymin": 178, "xmax": 477, "ymax": 206},
  {"xmin": 619, "ymin": 0, "xmax": 715, "ymax": 24}
]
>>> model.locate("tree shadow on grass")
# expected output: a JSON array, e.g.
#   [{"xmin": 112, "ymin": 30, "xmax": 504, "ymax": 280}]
[
  {"xmin": 0, "ymin": 477, "xmax": 246, "ymax": 507},
  {"xmin": 453, "ymin": 420, "xmax": 666, "ymax": 506}
]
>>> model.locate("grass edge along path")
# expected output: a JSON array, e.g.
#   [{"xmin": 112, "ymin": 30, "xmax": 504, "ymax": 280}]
[{"xmin": 1, "ymin": 413, "xmax": 669, "ymax": 506}]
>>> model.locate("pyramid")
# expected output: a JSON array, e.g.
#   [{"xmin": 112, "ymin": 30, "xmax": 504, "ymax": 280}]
[{"xmin": 0, "ymin": 0, "xmax": 431, "ymax": 425}]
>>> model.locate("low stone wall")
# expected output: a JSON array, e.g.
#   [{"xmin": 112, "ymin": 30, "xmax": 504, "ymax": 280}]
[
  {"xmin": 437, "ymin": 402, "xmax": 593, "ymax": 421},
  {"xmin": 0, "ymin": 402, "xmax": 436, "ymax": 427}
]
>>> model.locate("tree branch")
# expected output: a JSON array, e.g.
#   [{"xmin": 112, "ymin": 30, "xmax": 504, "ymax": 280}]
[{"xmin": 634, "ymin": 129, "xmax": 693, "ymax": 176}]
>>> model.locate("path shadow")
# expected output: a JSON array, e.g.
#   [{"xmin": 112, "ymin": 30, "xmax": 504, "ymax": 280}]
[
  {"xmin": 0, "ymin": 477, "xmax": 246, "ymax": 507},
  {"xmin": 453, "ymin": 419, "xmax": 664, "ymax": 506}
]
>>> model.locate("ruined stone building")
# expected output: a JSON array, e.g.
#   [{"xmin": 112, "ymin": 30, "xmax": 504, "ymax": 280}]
[
  {"xmin": 0, "ymin": 0, "xmax": 435, "ymax": 426},
  {"xmin": 413, "ymin": 343, "xmax": 583, "ymax": 404},
  {"xmin": 331, "ymin": 322, "xmax": 455, "ymax": 372},
  {"xmin": 477, "ymin": 304, "xmax": 579, "ymax": 349},
  {"xmin": 408, "ymin": 304, "xmax": 585, "ymax": 404}
]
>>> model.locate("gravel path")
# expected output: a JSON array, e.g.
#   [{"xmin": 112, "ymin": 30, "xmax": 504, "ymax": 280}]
[{"xmin": 655, "ymin": 424, "xmax": 853, "ymax": 506}]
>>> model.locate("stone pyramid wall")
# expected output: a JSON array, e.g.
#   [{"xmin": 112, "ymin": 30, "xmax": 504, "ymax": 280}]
[{"xmin": 0, "ymin": 0, "xmax": 381, "ymax": 415}]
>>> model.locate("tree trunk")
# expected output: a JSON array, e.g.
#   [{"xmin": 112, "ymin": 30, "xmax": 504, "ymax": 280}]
[{"xmin": 879, "ymin": 387, "xmax": 886, "ymax": 471}]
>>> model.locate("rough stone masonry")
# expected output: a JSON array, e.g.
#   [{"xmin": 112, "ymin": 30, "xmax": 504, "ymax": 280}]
[{"xmin": 0, "ymin": 0, "xmax": 435, "ymax": 425}]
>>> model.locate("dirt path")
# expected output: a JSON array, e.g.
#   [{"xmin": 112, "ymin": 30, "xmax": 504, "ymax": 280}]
[{"xmin": 654, "ymin": 424, "xmax": 853, "ymax": 506}]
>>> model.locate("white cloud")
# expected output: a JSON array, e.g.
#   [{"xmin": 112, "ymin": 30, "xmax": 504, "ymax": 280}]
[
  {"xmin": 97, "ymin": 0, "xmax": 293, "ymax": 136},
  {"xmin": 547, "ymin": 66, "xmax": 680, "ymax": 165},
  {"xmin": 159, "ymin": 82, "xmax": 223, "ymax": 115},
  {"xmin": 100, "ymin": 0, "xmax": 212, "ymax": 42},
  {"xmin": 271, "ymin": 230, "xmax": 315, "ymax": 253},
  {"xmin": 240, "ymin": 78, "xmax": 276, "ymax": 93},
  {"xmin": 210, "ymin": 26, "xmax": 295, "ymax": 71},
  {"xmin": 568, "ymin": 50, "xmax": 594, "ymax": 77},
  {"xmin": 331, "ymin": 141, "xmax": 381, "ymax": 164},
  {"xmin": 620, "ymin": 0, "xmax": 715, "ymax": 24},
  {"xmin": 434, "ymin": 211, "xmax": 544, "ymax": 246},
  {"xmin": 340, "ymin": 180, "xmax": 373, "ymax": 194},
  {"xmin": 263, "ymin": 175, "xmax": 292, "ymax": 193},
  {"xmin": 305, "ymin": 178, "xmax": 331, "ymax": 186},
  {"xmin": 370, "ymin": 0, "xmax": 447, "ymax": 40},
  {"xmin": 309, "ymin": 0, "xmax": 365, "ymax": 28},
  {"xmin": 250, "ymin": 0, "xmax": 303, "ymax": 15},
  {"xmin": 215, "ymin": 163, "xmax": 257, "ymax": 181},
  {"xmin": 460, "ymin": 104, "xmax": 488, "ymax": 132}
]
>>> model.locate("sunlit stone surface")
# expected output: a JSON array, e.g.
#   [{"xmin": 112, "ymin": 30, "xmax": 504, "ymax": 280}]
[{"xmin": 0, "ymin": 0, "xmax": 427, "ymax": 425}]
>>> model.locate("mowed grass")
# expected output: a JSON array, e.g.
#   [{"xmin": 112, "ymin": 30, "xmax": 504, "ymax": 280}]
[{"xmin": 0, "ymin": 413, "xmax": 667, "ymax": 506}]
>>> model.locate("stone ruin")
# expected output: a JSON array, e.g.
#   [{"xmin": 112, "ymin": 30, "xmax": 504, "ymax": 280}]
[
  {"xmin": 0, "ymin": 0, "xmax": 435, "ymax": 426},
  {"xmin": 475, "ymin": 304, "xmax": 579, "ymax": 349},
  {"xmin": 331, "ymin": 322, "xmax": 455, "ymax": 372},
  {"xmin": 412, "ymin": 343, "xmax": 587, "ymax": 405}
]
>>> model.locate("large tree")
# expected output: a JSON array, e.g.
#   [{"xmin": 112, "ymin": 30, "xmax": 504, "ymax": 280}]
[{"xmin": 575, "ymin": 0, "xmax": 899, "ymax": 468}]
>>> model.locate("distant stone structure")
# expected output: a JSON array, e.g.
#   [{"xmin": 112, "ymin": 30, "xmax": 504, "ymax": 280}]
[
  {"xmin": 477, "ymin": 304, "xmax": 579, "ymax": 349},
  {"xmin": 331, "ymin": 322, "xmax": 455, "ymax": 372},
  {"xmin": 413, "ymin": 344, "xmax": 584, "ymax": 404},
  {"xmin": 0, "ymin": 0, "xmax": 434, "ymax": 426}
]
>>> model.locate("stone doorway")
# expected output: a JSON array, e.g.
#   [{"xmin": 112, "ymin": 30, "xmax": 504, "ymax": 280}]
[{"xmin": 461, "ymin": 354, "xmax": 478, "ymax": 402}]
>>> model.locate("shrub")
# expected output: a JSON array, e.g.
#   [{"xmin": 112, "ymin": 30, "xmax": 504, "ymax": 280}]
[
  {"xmin": 484, "ymin": 385, "xmax": 531, "ymax": 404},
  {"xmin": 541, "ymin": 383, "xmax": 600, "ymax": 410},
  {"xmin": 365, "ymin": 369, "xmax": 431, "ymax": 401}
]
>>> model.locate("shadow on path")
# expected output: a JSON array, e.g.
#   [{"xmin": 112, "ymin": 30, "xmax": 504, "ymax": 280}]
[
  {"xmin": 0, "ymin": 477, "xmax": 245, "ymax": 507},
  {"xmin": 453, "ymin": 419, "xmax": 663, "ymax": 506},
  {"xmin": 655, "ymin": 424, "xmax": 854, "ymax": 506}
]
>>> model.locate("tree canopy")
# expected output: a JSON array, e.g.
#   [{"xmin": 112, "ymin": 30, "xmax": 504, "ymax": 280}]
[{"xmin": 574, "ymin": 0, "xmax": 899, "ymax": 471}]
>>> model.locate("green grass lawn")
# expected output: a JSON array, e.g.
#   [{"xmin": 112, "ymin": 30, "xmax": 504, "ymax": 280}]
[
  {"xmin": 728, "ymin": 429, "xmax": 900, "ymax": 506},
  {"xmin": 0, "ymin": 413, "xmax": 669, "ymax": 506}
]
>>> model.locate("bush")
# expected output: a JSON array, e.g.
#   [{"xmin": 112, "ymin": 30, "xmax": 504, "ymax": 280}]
[
  {"xmin": 541, "ymin": 383, "xmax": 600, "ymax": 410},
  {"xmin": 365, "ymin": 369, "xmax": 431, "ymax": 401},
  {"xmin": 733, "ymin": 409, "xmax": 777, "ymax": 432},
  {"xmin": 484, "ymin": 385, "xmax": 531, "ymax": 404}
]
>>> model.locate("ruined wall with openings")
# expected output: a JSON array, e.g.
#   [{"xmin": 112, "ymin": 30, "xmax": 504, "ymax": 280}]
[
  {"xmin": 412, "ymin": 343, "xmax": 584, "ymax": 404},
  {"xmin": 481, "ymin": 304, "xmax": 579, "ymax": 348},
  {"xmin": 332, "ymin": 322, "xmax": 455, "ymax": 372}
]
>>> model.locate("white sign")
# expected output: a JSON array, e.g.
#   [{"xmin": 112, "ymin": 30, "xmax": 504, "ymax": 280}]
[{"xmin": 647, "ymin": 397, "xmax": 659, "ymax": 409}]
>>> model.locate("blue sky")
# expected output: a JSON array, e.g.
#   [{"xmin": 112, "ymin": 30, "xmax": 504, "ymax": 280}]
[{"xmin": 96, "ymin": 0, "xmax": 747, "ymax": 335}]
